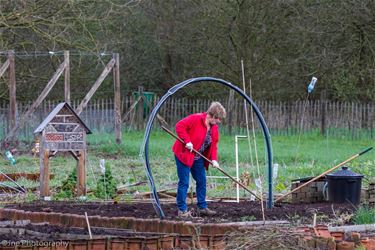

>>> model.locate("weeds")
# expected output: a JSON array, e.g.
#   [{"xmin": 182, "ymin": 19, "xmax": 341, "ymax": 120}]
[
  {"xmin": 0, "ymin": 130, "xmax": 374, "ymax": 202},
  {"xmin": 353, "ymin": 206, "xmax": 375, "ymax": 225}
]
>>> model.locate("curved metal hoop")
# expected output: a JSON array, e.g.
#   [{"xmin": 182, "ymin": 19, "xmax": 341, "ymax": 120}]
[{"xmin": 140, "ymin": 77, "xmax": 273, "ymax": 219}]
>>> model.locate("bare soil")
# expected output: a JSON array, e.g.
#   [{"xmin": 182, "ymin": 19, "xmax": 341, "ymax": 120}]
[
  {"xmin": 5, "ymin": 200, "xmax": 355, "ymax": 224},
  {"xmin": 0, "ymin": 222, "xmax": 166, "ymax": 240}
]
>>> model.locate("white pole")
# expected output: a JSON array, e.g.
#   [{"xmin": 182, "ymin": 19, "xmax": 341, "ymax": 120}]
[
  {"xmin": 235, "ymin": 136, "xmax": 240, "ymax": 203},
  {"xmin": 235, "ymin": 135, "xmax": 248, "ymax": 203}
]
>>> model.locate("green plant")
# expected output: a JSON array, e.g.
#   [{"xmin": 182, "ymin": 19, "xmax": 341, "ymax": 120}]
[
  {"xmin": 353, "ymin": 206, "xmax": 375, "ymax": 225},
  {"xmin": 25, "ymin": 190, "xmax": 37, "ymax": 202},
  {"xmin": 94, "ymin": 162, "xmax": 117, "ymax": 199},
  {"xmin": 54, "ymin": 167, "xmax": 77, "ymax": 199},
  {"xmin": 240, "ymin": 215, "xmax": 256, "ymax": 222}
]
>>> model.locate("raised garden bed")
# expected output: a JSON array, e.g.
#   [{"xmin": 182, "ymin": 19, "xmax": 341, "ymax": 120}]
[
  {"xmin": 0, "ymin": 220, "xmax": 207, "ymax": 250},
  {"xmin": 4, "ymin": 200, "xmax": 354, "ymax": 224},
  {"xmin": 1, "ymin": 201, "xmax": 374, "ymax": 250}
]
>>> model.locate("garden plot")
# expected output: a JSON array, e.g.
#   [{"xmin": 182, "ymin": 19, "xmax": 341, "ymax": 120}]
[{"xmin": 5, "ymin": 200, "xmax": 354, "ymax": 225}]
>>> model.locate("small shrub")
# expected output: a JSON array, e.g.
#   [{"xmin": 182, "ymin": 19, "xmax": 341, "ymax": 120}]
[
  {"xmin": 54, "ymin": 168, "xmax": 77, "ymax": 199},
  {"xmin": 94, "ymin": 162, "xmax": 117, "ymax": 199},
  {"xmin": 353, "ymin": 206, "xmax": 375, "ymax": 225},
  {"xmin": 25, "ymin": 191, "xmax": 37, "ymax": 202}
]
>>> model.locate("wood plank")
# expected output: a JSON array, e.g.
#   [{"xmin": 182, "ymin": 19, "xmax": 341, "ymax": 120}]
[
  {"xmin": 8, "ymin": 51, "xmax": 16, "ymax": 131},
  {"xmin": 0, "ymin": 58, "xmax": 10, "ymax": 78},
  {"xmin": 40, "ymin": 149, "xmax": 50, "ymax": 197},
  {"xmin": 64, "ymin": 51, "xmax": 70, "ymax": 105},
  {"xmin": 77, "ymin": 150, "xmax": 86, "ymax": 196},
  {"xmin": 113, "ymin": 53, "xmax": 122, "ymax": 144},
  {"xmin": 0, "ymin": 173, "xmax": 54, "ymax": 181},
  {"xmin": 137, "ymin": 86, "xmax": 144, "ymax": 129},
  {"xmin": 122, "ymin": 96, "xmax": 142, "ymax": 123},
  {"xmin": 75, "ymin": 58, "xmax": 115, "ymax": 115},
  {"xmin": 4, "ymin": 60, "xmax": 66, "ymax": 141}
]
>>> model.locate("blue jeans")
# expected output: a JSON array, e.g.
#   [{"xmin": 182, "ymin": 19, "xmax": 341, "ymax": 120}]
[{"xmin": 175, "ymin": 156, "xmax": 207, "ymax": 212}]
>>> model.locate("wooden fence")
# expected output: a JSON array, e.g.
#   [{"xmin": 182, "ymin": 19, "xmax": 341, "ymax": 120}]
[{"xmin": 1, "ymin": 97, "xmax": 374, "ymax": 143}]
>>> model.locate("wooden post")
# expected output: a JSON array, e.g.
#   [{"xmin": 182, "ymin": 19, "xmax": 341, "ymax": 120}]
[
  {"xmin": 4, "ymin": 60, "xmax": 66, "ymax": 141},
  {"xmin": 64, "ymin": 51, "xmax": 71, "ymax": 105},
  {"xmin": 8, "ymin": 51, "xmax": 17, "ymax": 132},
  {"xmin": 75, "ymin": 58, "xmax": 115, "ymax": 115},
  {"xmin": 77, "ymin": 150, "xmax": 86, "ymax": 196},
  {"xmin": 40, "ymin": 149, "xmax": 50, "ymax": 198},
  {"xmin": 137, "ymin": 86, "xmax": 144, "ymax": 130},
  {"xmin": 320, "ymin": 90, "xmax": 326, "ymax": 136},
  {"xmin": 113, "ymin": 53, "xmax": 122, "ymax": 144},
  {"xmin": 0, "ymin": 58, "xmax": 10, "ymax": 78},
  {"xmin": 227, "ymin": 90, "xmax": 234, "ymax": 135}
]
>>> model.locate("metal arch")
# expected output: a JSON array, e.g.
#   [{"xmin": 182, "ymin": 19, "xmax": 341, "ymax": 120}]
[{"xmin": 140, "ymin": 77, "xmax": 273, "ymax": 219}]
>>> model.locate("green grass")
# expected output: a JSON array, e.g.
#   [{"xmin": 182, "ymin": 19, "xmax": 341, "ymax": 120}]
[
  {"xmin": 353, "ymin": 206, "xmax": 375, "ymax": 225},
  {"xmin": 0, "ymin": 129, "xmax": 374, "ymax": 201}
]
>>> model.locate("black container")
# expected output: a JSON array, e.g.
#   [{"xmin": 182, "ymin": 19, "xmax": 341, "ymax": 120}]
[{"xmin": 326, "ymin": 166, "xmax": 363, "ymax": 205}]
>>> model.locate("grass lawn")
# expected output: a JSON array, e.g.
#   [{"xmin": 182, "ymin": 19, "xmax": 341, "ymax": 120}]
[{"xmin": 0, "ymin": 129, "xmax": 374, "ymax": 201}]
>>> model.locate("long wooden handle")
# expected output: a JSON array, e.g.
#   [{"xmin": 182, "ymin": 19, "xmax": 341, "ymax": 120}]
[
  {"xmin": 161, "ymin": 126, "xmax": 261, "ymax": 200},
  {"xmin": 275, "ymin": 147, "xmax": 373, "ymax": 203}
]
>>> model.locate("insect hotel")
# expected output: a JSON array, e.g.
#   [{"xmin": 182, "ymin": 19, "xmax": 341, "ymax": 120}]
[{"xmin": 34, "ymin": 102, "xmax": 91, "ymax": 199}]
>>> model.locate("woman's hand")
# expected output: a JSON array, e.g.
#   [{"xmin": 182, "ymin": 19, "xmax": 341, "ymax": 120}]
[
  {"xmin": 185, "ymin": 142, "xmax": 193, "ymax": 152},
  {"xmin": 212, "ymin": 160, "xmax": 219, "ymax": 168}
]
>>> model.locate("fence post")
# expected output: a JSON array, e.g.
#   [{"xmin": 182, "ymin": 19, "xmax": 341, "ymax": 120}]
[
  {"xmin": 8, "ymin": 51, "xmax": 17, "ymax": 135},
  {"xmin": 320, "ymin": 91, "xmax": 327, "ymax": 137},
  {"xmin": 137, "ymin": 86, "xmax": 144, "ymax": 130},
  {"xmin": 64, "ymin": 51, "xmax": 70, "ymax": 105},
  {"xmin": 113, "ymin": 53, "xmax": 122, "ymax": 143},
  {"xmin": 226, "ymin": 90, "xmax": 235, "ymax": 135}
]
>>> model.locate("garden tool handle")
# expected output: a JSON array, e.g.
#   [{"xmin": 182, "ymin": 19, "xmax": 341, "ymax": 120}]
[
  {"xmin": 161, "ymin": 126, "xmax": 261, "ymax": 201},
  {"xmin": 359, "ymin": 147, "xmax": 373, "ymax": 156},
  {"xmin": 161, "ymin": 126, "xmax": 213, "ymax": 164}
]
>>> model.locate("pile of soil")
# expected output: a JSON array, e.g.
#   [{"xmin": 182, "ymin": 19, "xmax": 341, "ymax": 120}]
[{"xmin": 5, "ymin": 201, "xmax": 355, "ymax": 224}]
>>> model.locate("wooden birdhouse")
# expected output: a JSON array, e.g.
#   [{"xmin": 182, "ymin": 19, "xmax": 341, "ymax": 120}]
[{"xmin": 34, "ymin": 102, "xmax": 91, "ymax": 199}]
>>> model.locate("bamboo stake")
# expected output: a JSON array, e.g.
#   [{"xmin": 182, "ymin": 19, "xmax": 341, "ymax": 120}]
[
  {"xmin": 84, "ymin": 212, "xmax": 93, "ymax": 239},
  {"xmin": 248, "ymin": 77, "xmax": 265, "ymax": 223},
  {"xmin": 161, "ymin": 126, "xmax": 261, "ymax": 200},
  {"xmin": 241, "ymin": 59, "xmax": 265, "ymax": 222},
  {"xmin": 275, "ymin": 147, "xmax": 373, "ymax": 203}
]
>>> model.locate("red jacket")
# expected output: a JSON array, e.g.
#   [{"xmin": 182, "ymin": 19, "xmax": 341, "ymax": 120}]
[{"xmin": 172, "ymin": 112, "xmax": 219, "ymax": 169}]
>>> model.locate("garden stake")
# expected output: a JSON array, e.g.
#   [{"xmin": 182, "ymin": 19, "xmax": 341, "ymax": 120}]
[
  {"xmin": 275, "ymin": 147, "xmax": 373, "ymax": 203},
  {"xmin": 161, "ymin": 126, "xmax": 261, "ymax": 200},
  {"xmin": 241, "ymin": 60, "xmax": 265, "ymax": 223},
  {"xmin": 84, "ymin": 212, "xmax": 93, "ymax": 239}
]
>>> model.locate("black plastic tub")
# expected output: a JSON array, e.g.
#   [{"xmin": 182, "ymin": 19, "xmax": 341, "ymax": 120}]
[{"xmin": 326, "ymin": 166, "xmax": 363, "ymax": 205}]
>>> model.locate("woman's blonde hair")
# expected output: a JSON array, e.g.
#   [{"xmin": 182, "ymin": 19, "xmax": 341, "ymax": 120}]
[{"xmin": 207, "ymin": 102, "xmax": 226, "ymax": 120}]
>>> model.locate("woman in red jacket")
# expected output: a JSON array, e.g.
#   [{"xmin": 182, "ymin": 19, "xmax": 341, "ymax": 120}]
[{"xmin": 172, "ymin": 102, "xmax": 226, "ymax": 218}]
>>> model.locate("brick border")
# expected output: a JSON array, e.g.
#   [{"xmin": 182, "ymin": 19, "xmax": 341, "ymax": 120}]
[{"xmin": 4, "ymin": 208, "xmax": 374, "ymax": 250}]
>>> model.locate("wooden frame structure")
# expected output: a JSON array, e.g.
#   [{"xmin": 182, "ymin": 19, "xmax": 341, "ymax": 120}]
[
  {"xmin": 1, "ymin": 50, "xmax": 122, "ymax": 147},
  {"xmin": 0, "ymin": 51, "xmax": 16, "ymax": 133}
]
